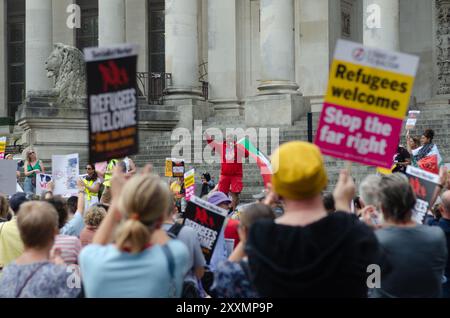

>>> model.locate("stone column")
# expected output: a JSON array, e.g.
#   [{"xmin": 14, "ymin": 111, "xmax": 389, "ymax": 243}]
[
  {"xmin": 0, "ymin": 0, "xmax": 7, "ymax": 117},
  {"xmin": 245, "ymin": 0, "xmax": 306, "ymax": 126},
  {"xmin": 165, "ymin": 0, "xmax": 202, "ymax": 97},
  {"xmin": 258, "ymin": 0, "xmax": 299, "ymax": 94},
  {"xmin": 99, "ymin": 0, "xmax": 125, "ymax": 46},
  {"xmin": 435, "ymin": 0, "xmax": 450, "ymax": 95},
  {"xmin": 208, "ymin": 0, "xmax": 241, "ymax": 116},
  {"xmin": 363, "ymin": 0, "xmax": 399, "ymax": 51},
  {"xmin": 25, "ymin": 0, "xmax": 53, "ymax": 92},
  {"xmin": 126, "ymin": 0, "xmax": 147, "ymax": 73}
]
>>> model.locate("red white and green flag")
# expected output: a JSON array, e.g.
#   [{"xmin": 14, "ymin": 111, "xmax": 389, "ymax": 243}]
[{"xmin": 237, "ymin": 137, "xmax": 272, "ymax": 187}]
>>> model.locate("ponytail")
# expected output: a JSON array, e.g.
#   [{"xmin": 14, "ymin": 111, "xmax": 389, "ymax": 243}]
[
  {"xmin": 115, "ymin": 173, "xmax": 171, "ymax": 253},
  {"xmin": 115, "ymin": 219, "xmax": 151, "ymax": 253}
]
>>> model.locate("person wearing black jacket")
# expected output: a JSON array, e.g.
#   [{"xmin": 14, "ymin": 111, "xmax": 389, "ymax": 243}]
[{"xmin": 245, "ymin": 141, "xmax": 383, "ymax": 297}]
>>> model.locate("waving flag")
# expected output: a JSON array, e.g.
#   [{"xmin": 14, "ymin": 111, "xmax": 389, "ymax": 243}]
[
  {"xmin": 237, "ymin": 138, "xmax": 272, "ymax": 187},
  {"xmin": 413, "ymin": 144, "xmax": 443, "ymax": 174}
]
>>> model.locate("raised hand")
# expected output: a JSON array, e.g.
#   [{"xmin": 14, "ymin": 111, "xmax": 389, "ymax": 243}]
[
  {"xmin": 333, "ymin": 169, "xmax": 356, "ymax": 213},
  {"xmin": 263, "ymin": 183, "xmax": 278, "ymax": 207}
]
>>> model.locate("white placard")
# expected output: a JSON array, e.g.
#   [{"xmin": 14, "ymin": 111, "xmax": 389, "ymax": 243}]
[
  {"xmin": 36, "ymin": 173, "xmax": 53, "ymax": 195},
  {"xmin": 52, "ymin": 153, "xmax": 79, "ymax": 197},
  {"xmin": 405, "ymin": 110, "xmax": 420, "ymax": 130},
  {"xmin": 0, "ymin": 160, "xmax": 17, "ymax": 195}
]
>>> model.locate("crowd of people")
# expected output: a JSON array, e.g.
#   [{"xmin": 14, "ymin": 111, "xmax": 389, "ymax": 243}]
[{"xmin": 0, "ymin": 128, "xmax": 449, "ymax": 298}]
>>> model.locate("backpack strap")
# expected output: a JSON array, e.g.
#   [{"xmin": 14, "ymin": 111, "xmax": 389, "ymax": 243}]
[
  {"xmin": 167, "ymin": 222, "xmax": 184, "ymax": 239},
  {"xmin": 15, "ymin": 262, "xmax": 47, "ymax": 297},
  {"xmin": 0, "ymin": 222, "xmax": 5, "ymax": 237},
  {"xmin": 161, "ymin": 244, "xmax": 177, "ymax": 297},
  {"xmin": 161, "ymin": 245, "xmax": 175, "ymax": 279}
]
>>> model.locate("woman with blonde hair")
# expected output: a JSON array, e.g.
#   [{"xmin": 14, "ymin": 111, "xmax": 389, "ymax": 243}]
[
  {"xmin": 79, "ymin": 205, "xmax": 107, "ymax": 247},
  {"xmin": 23, "ymin": 148, "xmax": 45, "ymax": 194},
  {"xmin": 79, "ymin": 166, "xmax": 189, "ymax": 297}
]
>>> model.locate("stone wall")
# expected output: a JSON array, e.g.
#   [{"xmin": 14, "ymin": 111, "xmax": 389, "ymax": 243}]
[
  {"xmin": 125, "ymin": 0, "xmax": 148, "ymax": 73},
  {"xmin": 297, "ymin": 0, "xmax": 330, "ymax": 105},
  {"xmin": 52, "ymin": 0, "xmax": 75, "ymax": 46},
  {"xmin": 400, "ymin": 0, "xmax": 434, "ymax": 103}
]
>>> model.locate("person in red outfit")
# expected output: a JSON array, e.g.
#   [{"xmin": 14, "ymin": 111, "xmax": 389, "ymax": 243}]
[{"xmin": 205, "ymin": 133, "xmax": 249, "ymax": 211}]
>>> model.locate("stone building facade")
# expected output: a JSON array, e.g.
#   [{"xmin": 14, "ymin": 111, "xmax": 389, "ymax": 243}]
[{"xmin": 0, "ymin": 0, "xmax": 445, "ymax": 144}]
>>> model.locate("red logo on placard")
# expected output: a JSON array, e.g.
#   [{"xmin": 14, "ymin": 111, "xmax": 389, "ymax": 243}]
[
  {"xmin": 352, "ymin": 47, "xmax": 365, "ymax": 61},
  {"xmin": 98, "ymin": 61, "xmax": 129, "ymax": 92},
  {"xmin": 410, "ymin": 177, "xmax": 427, "ymax": 198},
  {"xmin": 194, "ymin": 206, "xmax": 215, "ymax": 228}
]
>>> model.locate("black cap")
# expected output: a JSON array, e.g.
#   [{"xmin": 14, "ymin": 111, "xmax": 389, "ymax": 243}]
[{"xmin": 9, "ymin": 192, "xmax": 29, "ymax": 213}]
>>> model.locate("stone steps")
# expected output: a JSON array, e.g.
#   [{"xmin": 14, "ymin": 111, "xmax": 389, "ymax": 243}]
[{"xmin": 134, "ymin": 104, "xmax": 450, "ymax": 202}]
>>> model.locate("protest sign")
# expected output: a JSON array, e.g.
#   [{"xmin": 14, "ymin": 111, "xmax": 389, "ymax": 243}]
[
  {"xmin": 84, "ymin": 44, "xmax": 139, "ymax": 163},
  {"xmin": 405, "ymin": 110, "xmax": 420, "ymax": 130},
  {"xmin": 0, "ymin": 137, "xmax": 6, "ymax": 159},
  {"xmin": 165, "ymin": 158, "xmax": 185, "ymax": 177},
  {"xmin": 165, "ymin": 159, "xmax": 173, "ymax": 177},
  {"xmin": 406, "ymin": 165, "xmax": 440, "ymax": 224},
  {"xmin": 184, "ymin": 169, "xmax": 195, "ymax": 201},
  {"xmin": 0, "ymin": 160, "xmax": 17, "ymax": 195},
  {"xmin": 94, "ymin": 161, "xmax": 107, "ymax": 182},
  {"xmin": 52, "ymin": 153, "xmax": 79, "ymax": 197},
  {"xmin": 315, "ymin": 39, "xmax": 419, "ymax": 168},
  {"xmin": 36, "ymin": 173, "xmax": 53, "ymax": 195},
  {"xmin": 376, "ymin": 166, "xmax": 393, "ymax": 175},
  {"xmin": 183, "ymin": 196, "xmax": 227, "ymax": 264}
]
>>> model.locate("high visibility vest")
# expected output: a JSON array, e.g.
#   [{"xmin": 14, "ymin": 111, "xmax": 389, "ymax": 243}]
[
  {"xmin": 83, "ymin": 178, "xmax": 98, "ymax": 201},
  {"xmin": 103, "ymin": 159, "xmax": 118, "ymax": 187}
]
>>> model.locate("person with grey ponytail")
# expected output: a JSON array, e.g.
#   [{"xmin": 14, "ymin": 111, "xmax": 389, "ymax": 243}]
[
  {"xmin": 371, "ymin": 173, "xmax": 447, "ymax": 298},
  {"xmin": 79, "ymin": 165, "xmax": 189, "ymax": 297}
]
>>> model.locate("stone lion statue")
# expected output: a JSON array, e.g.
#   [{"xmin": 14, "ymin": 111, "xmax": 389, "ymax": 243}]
[{"xmin": 45, "ymin": 43, "xmax": 86, "ymax": 105}]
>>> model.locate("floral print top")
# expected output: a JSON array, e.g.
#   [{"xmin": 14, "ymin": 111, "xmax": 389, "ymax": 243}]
[
  {"xmin": 210, "ymin": 259, "xmax": 259, "ymax": 298},
  {"xmin": 0, "ymin": 261, "xmax": 81, "ymax": 298}
]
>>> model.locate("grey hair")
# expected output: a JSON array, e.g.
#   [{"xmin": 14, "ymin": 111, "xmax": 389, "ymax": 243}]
[
  {"xmin": 359, "ymin": 174, "xmax": 382, "ymax": 207},
  {"xmin": 378, "ymin": 173, "xmax": 416, "ymax": 223},
  {"xmin": 441, "ymin": 191, "xmax": 450, "ymax": 215}
]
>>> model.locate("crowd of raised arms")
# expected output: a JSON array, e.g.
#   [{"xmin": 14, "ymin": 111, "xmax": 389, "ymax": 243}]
[{"xmin": 0, "ymin": 128, "xmax": 449, "ymax": 298}]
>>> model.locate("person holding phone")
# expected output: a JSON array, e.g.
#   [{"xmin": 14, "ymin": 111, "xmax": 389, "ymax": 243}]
[{"xmin": 23, "ymin": 149, "xmax": 45, "ymax": 194}]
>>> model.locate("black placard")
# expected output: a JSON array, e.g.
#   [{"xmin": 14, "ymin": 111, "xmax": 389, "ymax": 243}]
[
  {"xmin": 85, "ymin": 45, "xmax": 139, "ymax": 163},
  {"xmin": 183, "ymin": 196, "xmax": 227, "ymax": 264}
]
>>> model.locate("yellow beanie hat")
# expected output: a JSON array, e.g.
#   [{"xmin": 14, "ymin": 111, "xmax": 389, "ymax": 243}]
[{"xmin": 271, "ymin": 141, "xmax": 328, "ymax": 200}]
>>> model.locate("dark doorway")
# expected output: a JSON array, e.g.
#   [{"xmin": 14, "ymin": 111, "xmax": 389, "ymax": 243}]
[{"xmin": 76, "ymin": 0, "xmax": 99, "ymax": 51}]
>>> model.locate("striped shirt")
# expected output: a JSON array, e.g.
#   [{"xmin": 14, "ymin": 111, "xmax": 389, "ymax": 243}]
[{"xmin": 51, "ymin": 234, "xmax": 82, "ymax": 265}]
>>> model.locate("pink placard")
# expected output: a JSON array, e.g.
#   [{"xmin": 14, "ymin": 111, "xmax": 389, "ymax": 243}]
[
  {"xmin": 185, "ymin": 185, "xmax": 195, "ymax": 201},
  {"xmin": 314, "ymin": 103, "xmax": 403, "ymax": 169}
]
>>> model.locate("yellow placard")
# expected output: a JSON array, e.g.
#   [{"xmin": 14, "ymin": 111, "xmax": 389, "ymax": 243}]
[
  {"xmin": 165, "ymin": 158, "xmax": 173, "ymax": 177},
  {"xmin": 184, "ymin": 169, "xmax": 195, "ymax": 188},
  {"xmin": 376, "ymin": 166, "xmax": 394, "ymax": 175},
  {"xmin": 0, "ymin": 137, "xmax": 6, "ymax": 159},
  {"xmin": 184, "ymin": 176, "xmax": 195, "ymax": 188},
  {"xmin": 325, "ymin": 60, "xmax": 415, "ymax": 120}
]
